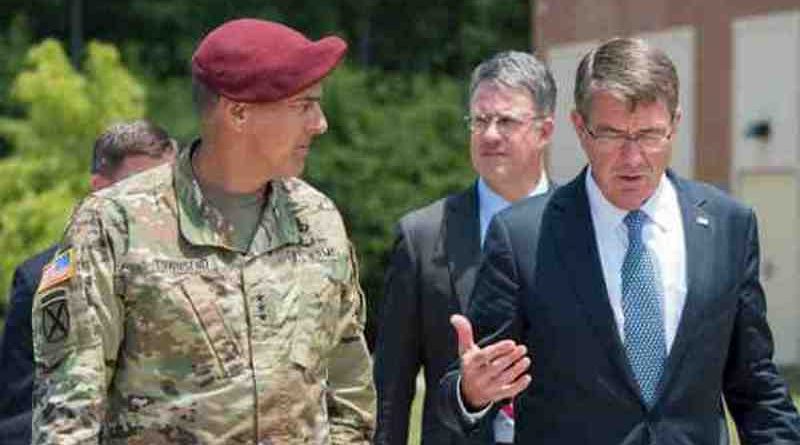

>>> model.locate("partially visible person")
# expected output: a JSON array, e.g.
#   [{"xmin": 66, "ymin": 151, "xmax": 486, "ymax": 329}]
[
  {"xmin": 374, "ymin": 51, "xmax": 556, "ymax": 445},
  {"xmin": 31, "ymin": 18, "xmax": 375, "ymax": 444},
  {"xmin": 438, "ymin": 37, "xmax": 800, "ymax": 444},
  {"xmin": 0, "ymin": 119, "xmax": 176, "ymax": 445},
  {"xmin": 89, "ymin": 120, "xmax": 178, "ymax": 190}
]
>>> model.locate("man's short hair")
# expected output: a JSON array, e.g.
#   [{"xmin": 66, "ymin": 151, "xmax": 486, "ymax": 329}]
[
  {"xmin": 92, "ymin": 119, "xmax": 176, "ymax": 176},
  {"xmin": 574, "ymin": 37, "xmax": 679, "ymax": 122},
  {"xmin": 469, "ymin": 50, "xmax": 557, "ymax": 116}
]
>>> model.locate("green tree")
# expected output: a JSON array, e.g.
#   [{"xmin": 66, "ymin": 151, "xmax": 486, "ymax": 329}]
[
  {"xmin": 0, "ymin": 38, "xmax": 144, "ymax": 316},
  {"xmin": 0, "ymin": 14, "xmax": 33, "ymax": 157},
  {"xmin": 0, "ymin": 1, "xmax": 529, "ymax": 78}
]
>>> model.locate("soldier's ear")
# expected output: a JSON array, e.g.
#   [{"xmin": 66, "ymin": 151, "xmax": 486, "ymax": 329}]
[{"xmin": 220, "ymin": 97, "xmax": 247, "ymax": 131}]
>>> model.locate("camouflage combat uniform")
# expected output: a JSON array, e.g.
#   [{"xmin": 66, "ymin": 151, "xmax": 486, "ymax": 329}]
[{"xmin": 31, "ymin": 146, "xmax": 376, "ymax": 444}]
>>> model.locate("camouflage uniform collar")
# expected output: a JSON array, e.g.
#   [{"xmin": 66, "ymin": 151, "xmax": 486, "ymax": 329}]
[{"xmin": 175, "ymin": 139, "xmax": 300, "ymax": 254}]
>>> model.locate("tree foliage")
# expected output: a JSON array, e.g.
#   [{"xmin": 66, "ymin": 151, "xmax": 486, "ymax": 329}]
[
  {"xmin": 0, "ymin": 0, "xmax": 529, "ymax": 77},
  {"xmin": 0, "ymin": 39, "xmax": 144, "ymax": 316},
  {"xmin": 0, "ymin": 15, "xmax": 33, "ymax": 157}
]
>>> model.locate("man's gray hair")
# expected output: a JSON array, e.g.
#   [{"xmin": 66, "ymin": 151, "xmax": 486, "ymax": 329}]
[
  {"xmin": 574, "ymin": 37, "xmax": 679, "ymax": 122},
  {"xmin": 469, "ymin": 50, "xmax": 557, "ymax": 116},
  {"xmin": 92, "ymin": 119, "xmax": 176, "ymax": 175}
]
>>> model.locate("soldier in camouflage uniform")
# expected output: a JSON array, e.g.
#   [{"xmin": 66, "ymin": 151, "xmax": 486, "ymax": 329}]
[{"xmin": 31, "ymin": 18, "xmax": 375, "ymax": 444}]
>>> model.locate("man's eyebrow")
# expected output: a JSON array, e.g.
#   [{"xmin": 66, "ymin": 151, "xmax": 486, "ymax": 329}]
[
  {"xmin": 592, "ymin": 124, "xmax": 626, "ymax": 132},
  {"xmin": 593, "ymin": 124, "xmax": 668, "ymax": 133}
]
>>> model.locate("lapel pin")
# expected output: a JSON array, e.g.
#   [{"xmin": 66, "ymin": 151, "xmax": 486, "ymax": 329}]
[{"xmin": 696, "ymin": 216, "xmax": 709, "ymax": 226}]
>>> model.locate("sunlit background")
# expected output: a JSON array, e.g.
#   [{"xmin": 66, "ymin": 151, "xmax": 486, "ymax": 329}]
[{"xmin": 0, "ymin": 2, "xmax": 798, "ymax": 443}]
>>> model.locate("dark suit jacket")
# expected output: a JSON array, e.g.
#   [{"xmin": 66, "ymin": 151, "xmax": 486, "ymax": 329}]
[
  {"xmin": 376, "ymin": 183, "xmax": 558, "ymax": 444},
  {"xmin": 439, "ymin": 170, "xmax": 800, "ymax": 444},
  {"xmin": 0, "ymin": 244, "xmax": 59, "ymax": 444}
]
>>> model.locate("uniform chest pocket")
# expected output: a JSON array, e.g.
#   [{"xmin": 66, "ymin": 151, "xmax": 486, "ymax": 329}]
[
  {"xmin": 252, "ymin": 258, "xmax": 347, "ymax": 374},
  {"xmin": 178, "ymin": 276, "xmax": 247, "ymax": 380},
  {"xmin": 125, "ymin": 273, "xmax": 246, "ymax": 385}
]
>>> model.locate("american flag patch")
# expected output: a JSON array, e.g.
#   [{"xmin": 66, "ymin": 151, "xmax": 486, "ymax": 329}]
[{"xmin": 37, "ymin": 249, "xmax": 75, "ymax": 293}]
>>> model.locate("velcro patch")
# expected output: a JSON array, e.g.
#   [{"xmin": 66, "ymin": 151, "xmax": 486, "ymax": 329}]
[
  {"xmin": 37, "ymin": 249, "xmax": 75, "ymax": 293},
  {"xmin": 40, "ymin": 290, "xmax": 70, "ymax": 343}
]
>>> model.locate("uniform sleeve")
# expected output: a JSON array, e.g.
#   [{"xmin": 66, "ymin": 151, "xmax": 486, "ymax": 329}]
[
  {"xmin": 31, "ymin": 197, "xmax": 127, "ymax": 444},
  {"xmin": 325, "ymin": 242, "xmax": 376, "ymax": 444},
  {"xmin": 373, "ymin": 223, "xmax": 422, "ymax": 445}
]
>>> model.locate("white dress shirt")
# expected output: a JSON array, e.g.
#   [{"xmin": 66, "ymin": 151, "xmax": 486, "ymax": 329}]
[{"xmin": 585, "ymin": 169, "xmax": 687, "ymax": 351}]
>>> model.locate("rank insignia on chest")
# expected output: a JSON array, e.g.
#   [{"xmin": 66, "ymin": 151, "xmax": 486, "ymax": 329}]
[{"xmin": 37, "ymin": 249, "xmax": 76, "ymax": 293}]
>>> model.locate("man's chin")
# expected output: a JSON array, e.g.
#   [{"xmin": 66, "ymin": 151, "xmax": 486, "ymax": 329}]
[
  {"xmin": 479, "ymin": 165, "xmax": 511, "ymax": 182},
  {"xmin": 608, "ymin": 189, "xmax": 651, "ymax": 210}
]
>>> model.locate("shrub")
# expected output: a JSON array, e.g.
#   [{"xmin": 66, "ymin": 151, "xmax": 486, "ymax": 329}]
[{"xmin": 0, "ymin": 39, "xmax": 144, "ymax": 316}]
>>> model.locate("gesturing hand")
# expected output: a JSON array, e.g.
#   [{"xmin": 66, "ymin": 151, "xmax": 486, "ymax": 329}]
[{"xmin": 451, "ymin": 314, "xmax": 532, "ymax": 410}]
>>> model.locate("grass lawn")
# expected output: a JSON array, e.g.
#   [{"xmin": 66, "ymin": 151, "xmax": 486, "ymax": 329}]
[{"xmin": 407, "ymin": 373, "xmax": 424, "ymax": 445}]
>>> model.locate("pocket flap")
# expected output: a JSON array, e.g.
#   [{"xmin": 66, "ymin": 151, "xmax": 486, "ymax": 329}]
[{"xmin": 179, "ymin": 276, "xmax": 245, "ymax": 378}]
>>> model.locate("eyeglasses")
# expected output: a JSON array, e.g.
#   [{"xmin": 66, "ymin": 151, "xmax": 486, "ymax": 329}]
[
  {"xmin": 465, "ymin": 113, "xmax": 545, "ymax": 136},
  {"xmin": 582, "ymin": 125, "xmax": 673, "ymax": 153}
]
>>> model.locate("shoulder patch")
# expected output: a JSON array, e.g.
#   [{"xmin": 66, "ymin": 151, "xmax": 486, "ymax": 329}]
[
  {"xmin": 40, "ymin": 289, "xmax": 70, "ymax": 343},
  {"xmin": 37, "ymin": 249, "xmax": 75, "ymax": 293}
]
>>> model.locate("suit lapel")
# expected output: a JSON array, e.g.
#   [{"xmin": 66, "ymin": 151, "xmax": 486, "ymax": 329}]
[
  {"xmin": 656, "ymin": 173, "xmax": 714, "ymax": 399},
  {"xmin": 443, "ymin": 184, "xmax": 482, "ymax": 312},
  {"xmin": 551, "ymin": 170, "xmax": 641, "ymax": 401}
]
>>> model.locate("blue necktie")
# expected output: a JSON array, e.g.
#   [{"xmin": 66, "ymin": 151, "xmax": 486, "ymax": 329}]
[{"xmin": 622, "ymin": 210, "xmax": 667, "ymax": 407}]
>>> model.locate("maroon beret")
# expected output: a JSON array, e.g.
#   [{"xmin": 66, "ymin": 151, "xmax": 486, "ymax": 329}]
[{"xmin": 191, "ymin": 18, "xmax": 347, "ymax": 103}]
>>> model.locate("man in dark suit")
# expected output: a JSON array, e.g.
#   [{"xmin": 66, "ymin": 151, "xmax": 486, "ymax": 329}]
[
  {"xmin": 0, "ymin": 119, "xmax": 176, "ymax": 444},
  {"xmin": 374, "ymin": 51, "xmax": 556, "ymax": 444},
  {"xmin": 438, "ymin": 37, "xmax": 800, "ymax": 444},
  {"xmin": 0, "ymin": 245, "xmax": 59, "ymax": 443}
]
